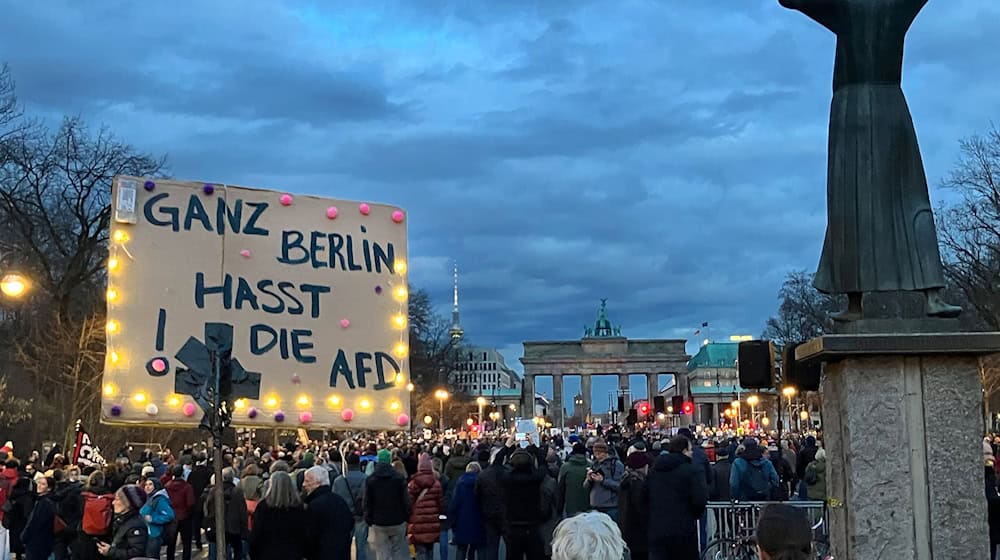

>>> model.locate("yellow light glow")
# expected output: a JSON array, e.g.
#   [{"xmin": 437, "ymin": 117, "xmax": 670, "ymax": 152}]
[
  {"xmin": 731, "ymin": 400, "xmax": 741, "ymax": 409},
  {"xmin": 800, "ymin": 410, "xmax": 810, "ymax": 420},
  {"xmin": 394, "ymin": 373, "xmax": 406, "ymax": 385},
  {"xmin": 106, "ymin": 288, "xmax": 118, "ymax": 302},
  {"xmin": 467, "ymin": 418, "xmax": 474, "ymax": 426},
  {"xmin": 406, "ymin": 383, "xmax": 415, "ymax": 392},
  {"xmin": 359, "ymin": 398, "xmax": 372, "ymax": 410},
  {"xmin": 103, "ymin": 383, "xmax": 117, "ymax": 397},
  {"xmin": 108, "ymin": 257, "xmax": 120, "ymax": 271},
  {"xmin": 265, "ymin": 395, "xmax": 279, "ymax": 408},
  {"xmin": 167, "ymin": 395, "xmax": 182, "ymax": 407},
  {"xmin": 297, "ymin": 395, "xmax": 310, "ymax": 407},
  {"xmin": 393, "ymin": 285, "xmax": 408, "ymax": 302},
  {"xmin": 132, "ymin": 392, "xmax": 147, "ymax": 404},
  {"xmin": 389, "ymin": 400, "xmax": 401, "ymax": 411},
  {"xmin": 112, "ymin": 230, "xmax": 129, "ymax": 243},
  {"xmin": 393, "ymin": 342, "xmax": 408, "ymax": 358},
  {"xmin": 476, "ymin": 397, "xmax": 487, "ymax": 406},
  {"xmin": 109, "ymin": 351, "xmax": 120, "ymax": 364},
  {"xmin": 747, "ymin": 395, "xmax": 759, "ymax": 407},
  {"xmin": 327, "ymin": 395, "xmax": 342, "ymax": 407},
  {"xmin": 782, "ymin": 386, "xmax": 797, "ymax": 397},
  {"xmin": 423, "ymin": 415, "xmax": 433, "ymax": 425},
  {"xmin": 234, "ymin": 399, "xmax": 246, "ymax": 410},
  {"xmin": 394, "ymin": 260, "xmax": 407, "ymax": 274},
  {"xmin": 392, "ymin": 314, "xmax": 407, "ymax": 329},
  {"xmin": 106, "ymin": 320, "xmax": 120, "ymax": 334},
  {"xmin": 0, "ymin": 273, "xmax": 29, "ymax": 298}
]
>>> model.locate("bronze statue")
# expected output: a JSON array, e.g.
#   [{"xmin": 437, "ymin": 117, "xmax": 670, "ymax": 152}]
[{"xmin": 779, "ymin": 0, "xmax": 960, "ymax": 321}]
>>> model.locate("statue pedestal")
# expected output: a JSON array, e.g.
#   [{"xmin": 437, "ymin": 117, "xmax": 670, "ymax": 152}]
[{"xmin": 797, "ymin": 333, "xmax": 997, "ymax": 560}]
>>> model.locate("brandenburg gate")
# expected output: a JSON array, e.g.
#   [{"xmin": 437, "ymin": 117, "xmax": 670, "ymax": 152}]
[{"xmin": 520, "ymin": 300, "xmax": 691, "ymax": 426}]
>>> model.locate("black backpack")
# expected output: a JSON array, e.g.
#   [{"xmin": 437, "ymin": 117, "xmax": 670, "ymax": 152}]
[{"xmin": 744, "ymin": 461, "xmax": 771, "ymax": 501}]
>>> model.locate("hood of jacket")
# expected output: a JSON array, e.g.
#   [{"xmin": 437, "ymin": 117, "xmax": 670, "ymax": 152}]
[
  {"xmin": 654, "ymin": 452, "xmax": 691, "ymax": 473},
  {"xmin": 566, "ymin": 454, "xmax": 588, "ymax": 467},
  {"xmin": 370, "ymin": 462, "xmax": 401, "ymax": 480}
]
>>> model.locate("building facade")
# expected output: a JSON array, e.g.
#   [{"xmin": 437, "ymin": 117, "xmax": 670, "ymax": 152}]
[
  {"xmin": 684, "ymin": 341, "xmax": 778, "ymax": 428},
  {"xmin": 451, "ymin": 347, "xmax": 521, "ymax": 394}
]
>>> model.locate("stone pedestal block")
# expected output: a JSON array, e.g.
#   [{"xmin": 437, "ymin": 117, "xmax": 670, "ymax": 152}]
[{"xmin": 797, "ymin": 333, "xmax": 997, "ymax": 560}]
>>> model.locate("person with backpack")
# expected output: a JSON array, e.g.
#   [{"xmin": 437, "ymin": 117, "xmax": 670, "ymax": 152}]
[
  {"xmin": 73, "ymin": 471, "xmax": 112, "ymax": 560},
  {"xmin": 407, "ymin": 454, "xmax": 444, "ymax": 560},
  {"xmin": 96, "ymin": 484, "xmax": 148, "ymax": 560},
  {"xmin": 140, "ymin": 477, "xmax": 174, "ymax": 558},
  {"xmin": 803, "ymin": 448, "xmax": 827, "ymax": 502},
  {"xmin": 730, "ymin": 439, "xmax": 779, "ymax": 502},
  {"xmin": 51, "ymin": 468, "xmax": 83, "ymax": 560},
  {"xmin": 645, "ymin": 436, "xmax": 708, "ymax": 560},
  {"xmin": 204, "ymin": 467, "xmax": 249, "ymax": 560},
  {"xmin": 164, "ymin": 465, "xmax": 196, "ymax": 560},
  {"xmin": 333, "ymin": 453, "xmax": 368, "ymax": 560}
]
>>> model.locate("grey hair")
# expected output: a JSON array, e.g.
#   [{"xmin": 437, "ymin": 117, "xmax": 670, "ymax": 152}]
[
  {"xmin": 222, "ymin": 467, "xmax": 235, "ymax": 483},
  {"xmin": 552, "ymin": 512, "xmax": 627, "ymax": 560},
  {"xmin": 304, "ymin": 465, "xmax": 330, "ymax": 486},
  {"xmin": 263, "ymin": 471, "xmax": 301, "ymax": 509},
  {"xmin": 465, "ymin": 462, "xmax": 482, "ymax": 474}
]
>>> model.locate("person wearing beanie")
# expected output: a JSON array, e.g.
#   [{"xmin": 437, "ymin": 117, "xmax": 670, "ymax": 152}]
[
  {"xmin": 803, "ymin": 448, "xmax": 827, "ymax": 501},
  {"xmin": 753, "ymin": 503, "xmax": 813, "ymax": 560},
  {"xmin": 334, "ymin": 452, "xmax": 369, "ymax": 560},
  {"xmin": 646, "ymin": 436, "xmax": 708, "ymax": 560},
  {"xmin": 585, "ymin": 440, "xmax": 625, "ymax": 521},
  {"xmin": 795, "ymin": 436, "xmax": 819, "ymax": 489},
  {"xmin": 500, "ymin": 441, "xmax": 548, "ymax": 559},
  {"xmin": 710, "ymin": 448, "xmax": 733, "ymax": 502},
  {"xmin": 140, "ymin": 477, "xmax": 176, "ymax": 557},
  {"xmin": 365, "ymin": 448, "xmax": 411, "ymax": 560},
  {"xmin": 730, "ymin": 439, "xmax": 779, "ymax": 502},
  {"xmin": 293, "ymin": 452, "xmax": 316, "ymax": 491},
  {"xmin": 557, "ymin": 444, "xmax": 591, "ymax": 517},
  {"xmin": 618, "ymin": 451, "xmax": 650, "ymax": 560},
  {"xmin": 96, "ymin": 484, "xmax": 149, "ymax": 559},
  {"xmin": 164, "ymin": 464, "xmax": 196, "ymax": 560},
  {"xmin": 407, "ymin": 454, "xmax": 445, "ymax": 560}
]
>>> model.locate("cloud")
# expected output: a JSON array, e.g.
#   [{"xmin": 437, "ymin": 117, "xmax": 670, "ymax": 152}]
[{"xmin": 2, "ymin": 0, "xmax": 997, "ymax": 412}]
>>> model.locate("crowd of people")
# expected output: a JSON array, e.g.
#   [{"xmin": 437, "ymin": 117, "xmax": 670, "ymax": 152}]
[{"xmin": 0, "ymin": 427, "xmax": 830, "ymax": 560}]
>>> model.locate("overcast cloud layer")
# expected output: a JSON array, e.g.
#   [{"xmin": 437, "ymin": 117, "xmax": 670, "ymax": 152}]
[{"xmin": 3, "ymin": 0, "xmax": 998, "ymax": 409}]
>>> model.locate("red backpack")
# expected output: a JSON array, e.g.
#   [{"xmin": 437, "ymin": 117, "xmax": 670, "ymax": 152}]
[{"xmin": 81, "ymin": 491, "xmax": 115, "ymax": 536}]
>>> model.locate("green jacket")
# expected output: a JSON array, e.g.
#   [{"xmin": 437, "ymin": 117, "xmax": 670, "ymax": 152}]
[
  {"xmin": 557, "ymin": 454, "xmax": 590, "ymax": 516},
  {"xmin": 805, "ymin": 458, "xmax": 827, "ymax": 501}
]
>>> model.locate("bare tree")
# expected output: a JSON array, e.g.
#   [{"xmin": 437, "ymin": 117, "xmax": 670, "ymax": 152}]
[
  {"xmin": 762, "ymin": 270, "xmax": 840, "ymax": 347},
  {"xmin": 408, "ymin": 288, "xmax": 462, "ymax": 391},
  {"xmin": 0, "ymin": 374, "xmax": 32, "ymax": 426}
]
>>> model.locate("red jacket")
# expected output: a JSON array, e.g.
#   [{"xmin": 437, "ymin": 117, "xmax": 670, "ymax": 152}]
[
  {"xmin": 164, "ymin": 478, "xmax": 196, "ymax": 520},
  {"xmin": 0, "ymin": 467, "xmax": 17, "ymax": 522},
  {"xmin": 407, "ymin": 471, "xmax": 443, "ymax": 545}
]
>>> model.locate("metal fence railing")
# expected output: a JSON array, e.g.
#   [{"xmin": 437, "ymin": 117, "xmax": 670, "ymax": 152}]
[{"xmin": 705, "ymin": 501, "xmax": 828, "ymax": 545}]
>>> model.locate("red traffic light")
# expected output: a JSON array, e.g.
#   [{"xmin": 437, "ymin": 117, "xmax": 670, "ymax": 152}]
[
  {"xmin": 638, "ymin": 402, "xmax": 650, "ymax": 415},
  {"xmin": 682, "ymin": 402, "xmax": 694, "ymax": 415}
]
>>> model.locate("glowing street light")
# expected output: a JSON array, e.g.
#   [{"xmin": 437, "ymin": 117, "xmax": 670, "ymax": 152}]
[
  {"xmin": 0, "ymin": 273, "xmax": 29, "ymax": 299},
  {"xmin": 435, "ymin": 389, "xmax": 449, "ymax": 431},
  {"xmin": 747, "ymin": 394, "xmax": 759, "ymax": 424}
]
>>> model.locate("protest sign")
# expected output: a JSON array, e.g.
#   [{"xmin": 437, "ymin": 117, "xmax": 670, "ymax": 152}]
[{"xmin": 101, "ymin": 177, "xmax": 410, "ymax": 430}]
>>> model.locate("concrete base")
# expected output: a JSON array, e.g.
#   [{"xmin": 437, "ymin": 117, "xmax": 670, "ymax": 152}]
[{"xmin": 798, "ymin": 334, "xmax": 993, "ymax": 560}]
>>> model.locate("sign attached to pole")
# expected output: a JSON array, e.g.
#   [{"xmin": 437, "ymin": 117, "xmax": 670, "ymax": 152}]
[{"xmin": 101, "ymin": 177, "xmax": 410, "ymax": 430}]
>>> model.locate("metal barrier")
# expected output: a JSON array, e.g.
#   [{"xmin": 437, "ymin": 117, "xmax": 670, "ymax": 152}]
[{"xmin": 705, "ymin": 501, "xmax": 828, "ymax": 544}]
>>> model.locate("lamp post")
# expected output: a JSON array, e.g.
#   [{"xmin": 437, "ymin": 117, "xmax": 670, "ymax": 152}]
[
  {"xmin": 731, "ymin": 400, "xmax": 741, "ymax": 425},
  {"xmin": 434, "ymin": 389, "xmax": 449, "ymax": 432},
  {"xmin": 476, "ymin": 396, "xmax": 487, "ymax": 432},
  {"xmin": 747, "ymin": 395, "xmax": 759, "ymax": 429}
]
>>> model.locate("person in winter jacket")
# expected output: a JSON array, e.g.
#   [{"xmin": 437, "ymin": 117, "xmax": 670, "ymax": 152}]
[
  {"xmin": 407, "ymin": 454, "xmax": 444, "ymax": 560},
  {"xmin": 678, "ymin": 428, "xmax": 713, "ymax": 551},
  {"xmin": 249, "ymin": 471, "xmax": 308, "ymax": 560},
  {"xmin": 50, "ymin": 468, "xmax": 84, "ymax": 560},
  {"xmin": 165, "ymin": 465, "xmax": 196, "ymax": 560},
  {"xmin": 365, "ymin": 449, "xmax": 410, "ymax": 560},
  {"xmin": 987, "ymin": 459, "xmax": 1000, "ymax": 560},
  {"xmin": 804, "ymin": 448, "xmax": 828, "ymax": 501},
  {"xmin": 204, "ymin": 467, "xmax": 249, "ymax": 560},
  {"xmin": 585, "ymin": 441, "xmax": 625, "ymax": 521},
  {"xmin": 187, "ymin": 452, "xmax": 212, "ymax": 549},
  {"xmin": 449, "ymin": 462, "xmax": 486, "ymax": 560},
  {"xmin": 618, "ymin": 451, "xmax": 650, "ymax": 560},
  {"xmin": 795, "ymin": 436, "xmax": 819, "ymax": 493},
  {"xmin": 70, "ymin": 470, "xmax": 110, "ymax": 560},
  {"xmin": 444, "ymin": 443, "xmax": 472, "ymax": 492},
  {"xmin": 141, "ymin": 477, "xmax": 175, "ymax": 557},
  {"xmin": 21, "ymin": 475, "xmax": 56, "ymax": 560},
  {"xmin": 557, "ymin": 444, "xmax": 590, "ymax": 517},
  {"xmin": 730, "ymin": 439, "xmax": 779, "ymax": 502},
  {"xmin": 303, "ymin": 466, "xmax": 354, "ymax": 560},
  {"xmin": 551, "ymin": 511, "xmax": 628, "ymax": 560},
  {"xmin": 500, "ymin": 444, "xmax": 548, "ymax": 560},
  {"xmin": 333, "ymin": 452, "xmax": 369, "ymax": 560},
  {"xmin": 96, "ymin": 484, "xmax": 148, "ymax": 560},
  {"xmin": 644, "ymin": 436, "xmax": 708, "ymax": 560},
  {"xmin": 767, "ymin": 442, "xmax": 795, "ymax": 501},
  {"xmin": 475, "ymin": 445, "xmax": 512, "ymax": 560},
  {"xmin": 3, "ymin": 458, "xmax": 33, "ymax": 557}
]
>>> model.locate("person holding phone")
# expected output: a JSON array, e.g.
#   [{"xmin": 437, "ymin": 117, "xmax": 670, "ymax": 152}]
[{"xmin": 96, "ymin": 484, "xmax": 148, "ymax": 559}]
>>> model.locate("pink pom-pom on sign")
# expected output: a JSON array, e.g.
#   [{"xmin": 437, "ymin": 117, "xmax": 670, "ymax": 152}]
[
  {"xmin": 396, "ymin": 414, "xmax": 410, "ymax": 427},
  {"xmin": 358, "ymin": 203, "xmax": 370, "ymax": 215},
  {"xmin": 341, "ymin": 409, "xmax": 354, "ymax": 422},
  {"xmin": 151, "ymin": 359, "xmax": 167, "ymax": 373},
  {"xmin": 340, "ymin": 318, "xmax": 350, "ymax": 328},
  {"xmin": 182, "ymin": 403, "xmax": 197, "ymax": 417},
  {"xmin": 392, "ymin": 210, "xmax": 405, "ymax": 223},
  {"xmin": 299, "ymin": 411, "xmax": 312, "ymax": 424},
  {"xmin": 291, "ymin": 373, "xmax": 301, "ymax": 384},
  {"xmin": 326, "ymin": 206, "xmax": 339, "ymax": 219},
  {"xmin": 240, "ymin": 249, "xmax": 251, "ymax": 258},
  {"xmin": 280, "ymin": 194, "xmax": 293, "ymax": 206}
]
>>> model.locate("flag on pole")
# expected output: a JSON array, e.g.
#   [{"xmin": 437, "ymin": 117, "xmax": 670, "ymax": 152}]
[{"xmin": 72, "ymin": 420, "xmax": 106, "ymax": 468}]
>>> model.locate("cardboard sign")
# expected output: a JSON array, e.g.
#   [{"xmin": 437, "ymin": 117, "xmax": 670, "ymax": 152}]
[{"xmin": 101, "ymin": 177, "xmax": 410, "ymax": 430}]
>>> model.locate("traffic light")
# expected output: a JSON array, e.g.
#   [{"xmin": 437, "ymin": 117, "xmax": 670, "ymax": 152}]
[
  {"xmin": 638, "ymin": 402, "xmax": 650, "ymax": 416},
  {"xmin": 682, "ymin": 401, "xmax": 694, "ymax": 415}
]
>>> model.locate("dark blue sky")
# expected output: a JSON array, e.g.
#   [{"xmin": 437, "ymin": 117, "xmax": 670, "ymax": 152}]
[{"xmin": 2, "ymin": 0, "xmax": 998, "ymax": 411}]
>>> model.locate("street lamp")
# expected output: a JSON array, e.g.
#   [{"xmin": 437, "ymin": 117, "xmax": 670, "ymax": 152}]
[
  {"xmin": 747, "ymin": 395, "xmax": 759, "ymax": 425},
  {"xmin": 0, "ymin": 273, "xmax": 29, "ymax": 299},
  {"xmin": 731, "ymin": 400, "xmax": 741, "ymax": 424},
  {"xmin": 434, "ymin": 389, "xmax": 449, "ymax": 431},
  {"xmin": 423, "ymin": 415, "xmax": 433, "ymax": 426},
  {"xmin": 476, "ymin": 396, "xmax": 487, "ymax": 431}
]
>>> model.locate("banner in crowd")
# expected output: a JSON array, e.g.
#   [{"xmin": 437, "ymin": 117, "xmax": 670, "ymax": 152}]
[
  {"xmin": 101, "ymin": 177, "xmax": 410, "ymax": 430},
  {"xmin": 72, "ymin": 422, "xmax": 107, "ymax": 468}
]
